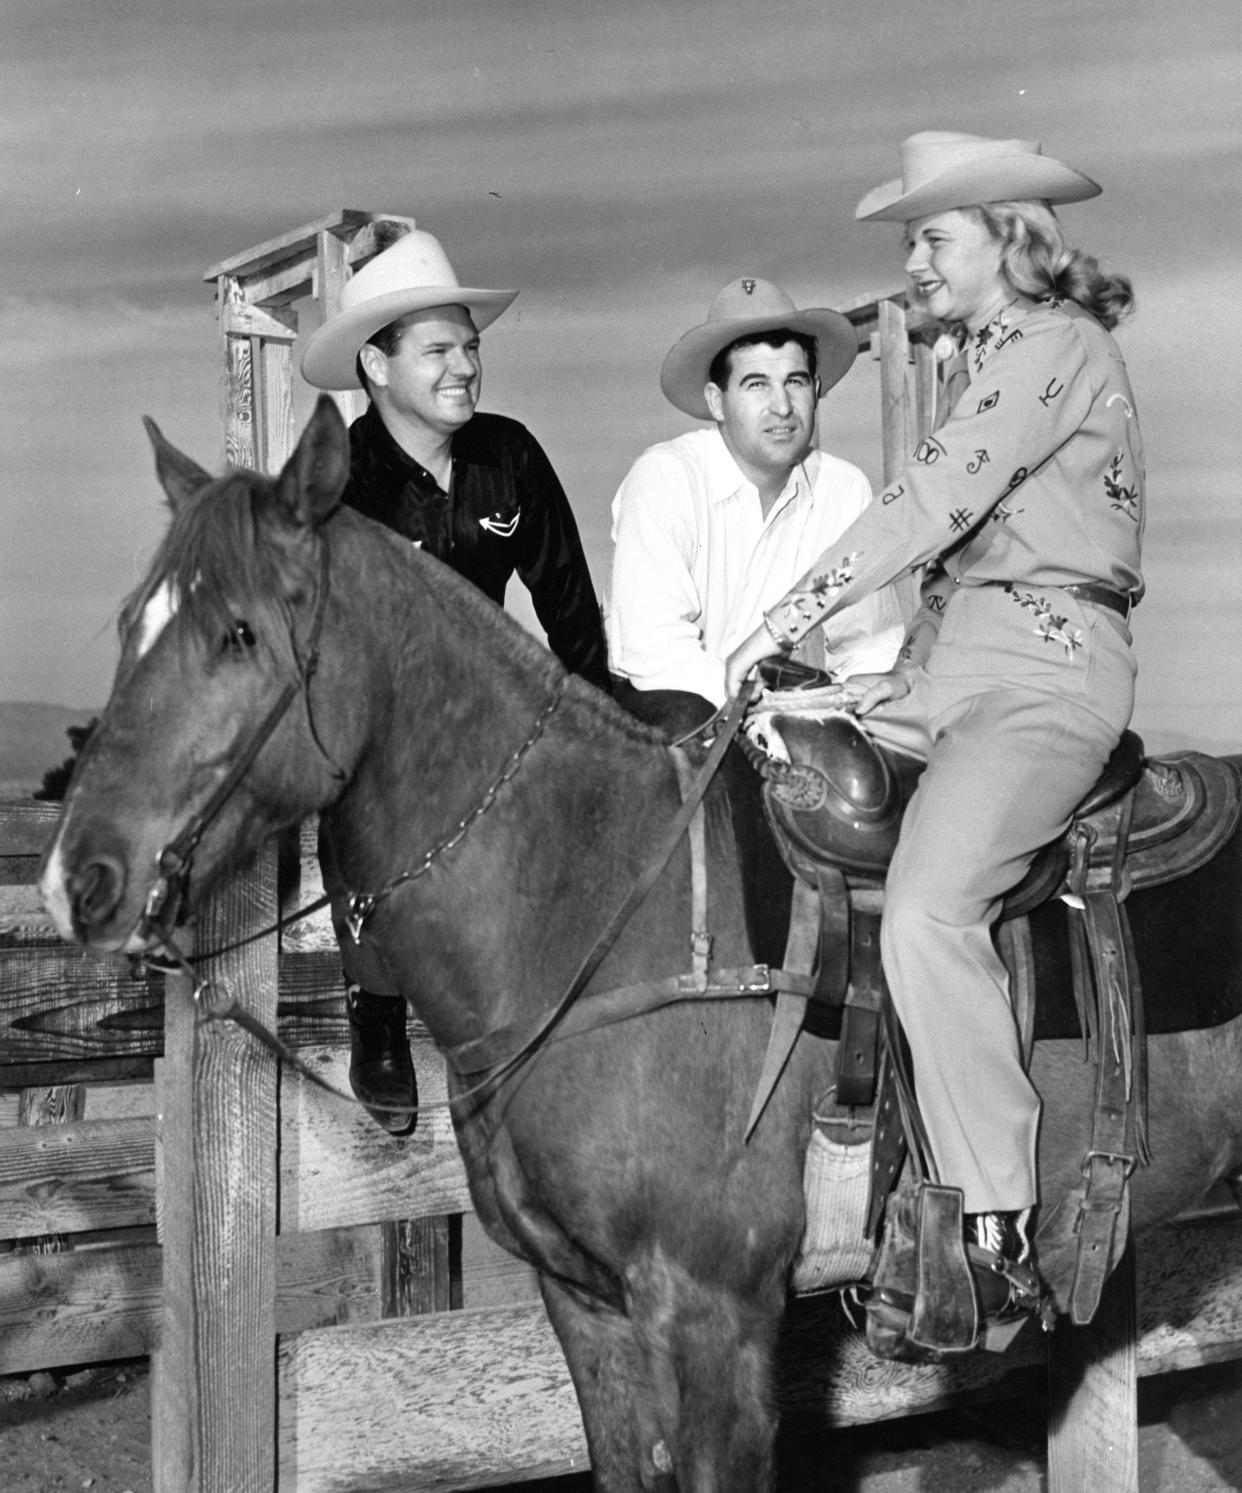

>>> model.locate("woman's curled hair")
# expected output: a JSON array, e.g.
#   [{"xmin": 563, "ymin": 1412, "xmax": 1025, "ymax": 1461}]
[{"xmin": 977, "ymin": 201, "xmax": 1135, "ymax": 330}]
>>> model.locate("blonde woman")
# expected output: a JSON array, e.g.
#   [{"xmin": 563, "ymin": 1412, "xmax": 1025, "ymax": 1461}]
[{"xmin": 727, "ymin": 132, "xmax": 1143, "ymax": 1331}]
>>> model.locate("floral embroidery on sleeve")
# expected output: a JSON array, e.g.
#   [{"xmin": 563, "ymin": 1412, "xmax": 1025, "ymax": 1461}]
[
  {"xmin": 768, "ymin": 554, "xmax": 860, "ymax": 639},
  {"xmin": 1104, "ymin": 453, "xmax": 1140, "ymax": 521}
]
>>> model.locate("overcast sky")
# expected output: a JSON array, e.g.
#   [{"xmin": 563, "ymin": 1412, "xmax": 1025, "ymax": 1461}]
[{"xmin": 4, "ymin": 0, "xmax": 1239, "ymax": 753}]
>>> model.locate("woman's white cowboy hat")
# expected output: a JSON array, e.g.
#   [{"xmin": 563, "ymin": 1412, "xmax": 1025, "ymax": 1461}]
[
  {"xmin": 660, "ymin": 278, "xmax": 857, "ymax": 421},
  {"xmin": 301, "ymin": 230, "xmax": 518, "ymax": 391},
  {"xmin": 855, "ymin": 131, "xmax": 1102, "ymax": 223}
]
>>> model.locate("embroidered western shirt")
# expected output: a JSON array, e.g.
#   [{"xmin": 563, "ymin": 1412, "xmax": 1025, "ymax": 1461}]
[
  {"xmin": 765, "ymin": 300, "xmax": 1145, "ymax": 654},
  {"xmin": 609, "ymin": 427, "xmax": 905, "ymax": 705},
  {"xmin": 344, "ymin": 405, "xmax": 611, "ymax": 692}
]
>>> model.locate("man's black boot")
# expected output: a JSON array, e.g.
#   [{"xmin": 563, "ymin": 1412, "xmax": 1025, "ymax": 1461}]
[{"xmin": 344, "ymin": 983, "xmax": 418, "ymax": 1135}]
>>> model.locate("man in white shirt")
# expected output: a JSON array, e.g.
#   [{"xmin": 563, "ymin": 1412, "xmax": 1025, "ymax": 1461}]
[{"xmin": 609, "ymin": 277, "xmax": 905, "ymax": 731}]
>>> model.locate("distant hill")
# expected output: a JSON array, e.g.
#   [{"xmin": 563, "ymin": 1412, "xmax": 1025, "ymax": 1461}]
[{"xmin": 0, "ymin": 701, "xmax": 100, "ymax": 799}]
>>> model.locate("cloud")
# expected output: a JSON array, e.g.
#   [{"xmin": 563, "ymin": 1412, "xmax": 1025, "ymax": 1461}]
[{"xmin": 0, "ymin": 293, "xmax": 206, "ymax": 373}]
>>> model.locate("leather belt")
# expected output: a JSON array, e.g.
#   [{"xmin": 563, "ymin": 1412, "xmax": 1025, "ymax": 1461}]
[{"xmin": 1061, "ymin": 582, "xmax": 1133, "ymax": 619}]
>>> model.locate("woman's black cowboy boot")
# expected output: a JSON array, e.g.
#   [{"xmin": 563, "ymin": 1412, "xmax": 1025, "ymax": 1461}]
[
  {"xmin": 964, "ymin": 1208, "xmax": 1052, "ymax": 1327},
  {"xmin": 345, "ymin": 983, "xmax": 418, "ymax": 1135}
]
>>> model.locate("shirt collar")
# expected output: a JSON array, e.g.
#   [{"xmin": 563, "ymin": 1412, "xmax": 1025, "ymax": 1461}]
[
  {"xmin": 353, "ymin": 403, "xmax": 502, "ymax": 489},
  {"xmin": 703, "ymin": 426, "xmax": 818, "ymax": 515}
]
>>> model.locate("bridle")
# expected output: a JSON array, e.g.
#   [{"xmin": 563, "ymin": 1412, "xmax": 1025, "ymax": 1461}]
[
  {"xmin": 128, "ymin": 545, "xmax": 774, "ymax": 1122},
  {"xmin": 138, "ymin": 533, "xmax": 341, "ymax": 951}
]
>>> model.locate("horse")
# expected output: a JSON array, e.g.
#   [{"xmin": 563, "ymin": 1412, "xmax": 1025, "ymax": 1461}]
[{"xmin": 39, "ymin": 395, "xmax": 1242, "ymax": 1491}]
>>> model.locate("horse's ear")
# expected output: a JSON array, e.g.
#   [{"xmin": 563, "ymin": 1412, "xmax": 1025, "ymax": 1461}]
[
  {"xmin": 143, "ymin": 416, "xmax": 214, "ymax": 511},
  {"xmin": 276, "ymin": 395, "xmax": 350, "ymax": 528}
]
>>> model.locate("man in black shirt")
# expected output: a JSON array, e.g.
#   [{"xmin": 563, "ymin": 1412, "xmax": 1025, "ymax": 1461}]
[{"xmin": 301, "ymin": 229, "xmax": 609, "ymax": 1132}]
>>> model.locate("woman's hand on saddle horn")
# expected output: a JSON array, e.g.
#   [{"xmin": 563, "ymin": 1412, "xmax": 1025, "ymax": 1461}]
[
  {"xmin": 846, "ymin": 670, "xmax": 914, "ymax": 718},
  {"xmin": 724, "ymin": 623, "xmax": 785, "ymax": 699}
]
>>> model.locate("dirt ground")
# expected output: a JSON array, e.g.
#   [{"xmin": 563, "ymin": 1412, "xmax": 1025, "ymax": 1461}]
[{"xmin": 3, "ymin": 1355, "xmax": 1241, "ymax": 1491}]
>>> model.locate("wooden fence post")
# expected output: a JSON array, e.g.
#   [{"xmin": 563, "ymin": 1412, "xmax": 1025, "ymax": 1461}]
[
  {"xmin": 1047, "ymin": 1240, "xmax": 1140, "ymax": 1493},
  {"xmin": 834, "ymin": 287, "xmax": 942, "ymax": 618},
  {"xmin": 151, "ymin": 845, "xmax": 279, "ymax": 1493},
  {"xmin": 204, "ymin": 211, "xmax": 418, "ymax": 473}
]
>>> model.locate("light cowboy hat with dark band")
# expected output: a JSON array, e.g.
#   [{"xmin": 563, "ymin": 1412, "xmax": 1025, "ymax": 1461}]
[
  {"xmin": 855, "ymin": 131, "xmax": 1102, "ymax": 223},
  {"xmin": 301, "ymin": 229, "xmax": 518, "ymax": 391},
  {"xmin": 660, "ymin": 278, "xmax": 858, "ymax": 421}
]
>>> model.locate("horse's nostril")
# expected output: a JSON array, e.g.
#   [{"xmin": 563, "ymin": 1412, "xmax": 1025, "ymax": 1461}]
[{"xmin": 73, "ymin": 855, "xmax": 126, "ymax": 929}]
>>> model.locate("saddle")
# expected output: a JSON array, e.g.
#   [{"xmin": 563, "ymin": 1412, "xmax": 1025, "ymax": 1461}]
[{"xmin": 744, "ymin": 667, "xmax": 1242, "ymax": 1344}]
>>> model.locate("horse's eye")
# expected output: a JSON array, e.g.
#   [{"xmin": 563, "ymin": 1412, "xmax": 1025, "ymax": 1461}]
[{"xmin": 225, "ymin": 620, "xmax": 257, "ymax": 653}]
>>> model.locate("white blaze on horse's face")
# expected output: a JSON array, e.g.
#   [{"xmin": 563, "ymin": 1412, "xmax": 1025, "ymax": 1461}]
[{"xmin": 133, "ymin": 578, "xmax": 180, "ymax": 661}]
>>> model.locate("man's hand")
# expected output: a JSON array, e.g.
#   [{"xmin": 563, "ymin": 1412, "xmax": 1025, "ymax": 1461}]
[
  {"xmin": 725, "ymin": 624, "xmax": 784, "ymax": 699},
  {"xmin": 845, "ymin": 670, "xmax": 914, "ymax": 717}
]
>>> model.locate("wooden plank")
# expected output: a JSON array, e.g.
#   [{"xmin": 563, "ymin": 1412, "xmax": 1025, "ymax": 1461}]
[
  {"xmin": 279, "ymin": 1046, "xmax": 472, "ymax": 1232},
  {"xmin": 152, "ymin": 848, "xmax": 279, "ymax": 1493},
  {"xmin": 82, "ymin": 1079, "xmax": 157, "ymax": 1120},
  {"xmin": 258, "ymin": 335, "xmax": 296, "ymax": 473},
  {"xmin": 0, "ymin": 946, "xmax": 163, "ymax": 1068},
  {"xmin": 0, "ymin": 1114, "xmax": 155, "ymax": 1238},
  {"xmin": 220, "ymin": 300, "xmax": 299, "ymax": 341},
  {"xmin": 0, "ymin": 945, "xmax": 428, "ymax": 1088},
  {"xmin": 219, "ymin": 276, "xmax": 257, "ymax": 470},
  {"xmin": 0, "ymin": 852, "xmax": 43, "ymax": 886},
  {"xmin": 277, "ymin": 1305, "xmax": 589, "ymax": 1493},
  {"xmin": 205, "ymin": 218, "xmax": 419, "ymax": 309},
  {"xmin": 381, "ymin": 1217, "xmax": 452, "ymax": 1317},
  {"xmin": 14, "ymin": 1081, "xmax": 85, "ymax": 1255},
  {"xmin": 0, "ymin": 1240, "xmax": 160, "ymax": 1374},
  {"xmin": 314, "ymin": 229, "xmax": 366, "ymax": 428},
  {"xmin": 0, "ymin": 1226, "xmax": 384, "ymax": 1374},
  {"xmin": 275, "ymin": 1226, "xmax": 385, "ymax": 1337},
  {"xmin": 203, "ymin": 211, "xmax": 415, "ymax": 283},
  {"xmin": 459, "ymin": 1210, "xmax": 541, "ymax": 1310},
  {"xmin": 876, "ymin": 297, "xmax": 911, "ymax": 486},
  {"xmin": 912, "ymin": 338, "xmax": 938, "ymax": 447},
  {"xmin": 0, "ymin": 800, "xmax": 60, "ymax": 854},
  {"xmin": 0, "ymin": 1055, "xmax": 154, "ymax": 1089},
  {"xmin": 1047, "ymin": 1240, "xmax": 1138, "ymax": 1493},
  {"xmin": 279, "ymin": 819, "xmax": 337, "ymax": 954}
]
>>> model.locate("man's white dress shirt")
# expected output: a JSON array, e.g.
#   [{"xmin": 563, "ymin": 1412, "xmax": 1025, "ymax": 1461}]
[{"xmin": 608, "ymin": 427, "xmax": 905, "ymax": 704}]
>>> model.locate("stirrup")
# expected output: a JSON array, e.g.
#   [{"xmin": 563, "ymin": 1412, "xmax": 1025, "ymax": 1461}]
[{"xmin": 965, "ymin": 1209, "xmax": 1056, "ymax": 1338}]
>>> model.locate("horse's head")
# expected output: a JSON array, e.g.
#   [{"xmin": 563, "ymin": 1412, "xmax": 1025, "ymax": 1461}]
[{"xmin": 40, "ymin": 395, "xmax": 354, "ymax": 953}]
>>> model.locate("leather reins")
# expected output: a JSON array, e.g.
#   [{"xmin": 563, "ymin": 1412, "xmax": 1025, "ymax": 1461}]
[
  {"xmin": 130, "ymin": 544, "xmax": 786, "ymax": 1123},
  {"xmin": 148, "ymin": 685, "xmax": 772, "ymax": 1119}
]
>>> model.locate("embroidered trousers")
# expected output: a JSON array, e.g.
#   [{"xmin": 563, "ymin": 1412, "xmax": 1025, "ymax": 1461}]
[{"xmin": 862, "ymin": 585, "xmax": 1136, "ymax": 1213}]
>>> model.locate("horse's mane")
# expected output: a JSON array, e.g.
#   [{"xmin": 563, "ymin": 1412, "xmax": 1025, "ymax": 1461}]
[
  {"xmin": 121, "ymin": 464, "xmax": 669, "ymax": 749},
  {"xmin": 371, "ymin": 513, "xmax": 669, "ymax": 748}
]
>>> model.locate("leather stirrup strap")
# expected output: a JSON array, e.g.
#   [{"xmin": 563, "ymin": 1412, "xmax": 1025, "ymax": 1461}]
[
  {"xmin": 673, "ymin": 752, "xmax": 712, "ymax": 987},
  {"xmin": 744, "ymin": 876, "xmax": 819, "ymax": 1140},
  {"xmin": 836, "ymin": 894, "xmax": 885, "ymax": 1107},
  {"xmin": 1069, "ymin": 889, "xmax": 1140, "ymax": 1325}
]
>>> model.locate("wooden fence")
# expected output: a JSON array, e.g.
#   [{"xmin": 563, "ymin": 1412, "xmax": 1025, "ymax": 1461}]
[{"xmin": 5, "ymin": 798, "xmax": 1242, "ymax": 1490}]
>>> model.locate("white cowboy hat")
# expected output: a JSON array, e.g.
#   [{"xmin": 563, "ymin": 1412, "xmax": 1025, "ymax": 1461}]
[
  {"xmin": 855, "ymin": 131, "xmax": 1102, "ymax": 223},
  {"xmin": 659, "ymin": 278, "xmax": 858, "ymax": 421},
  {"xmin": 300, "ymin": 229, "xmax": 518, "ymax": 390}
]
